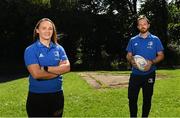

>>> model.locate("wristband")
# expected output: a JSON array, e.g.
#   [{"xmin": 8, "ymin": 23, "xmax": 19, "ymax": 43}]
[{"xmin": 44, "ymin": 66, "xmax": 48, "ymax": 72}]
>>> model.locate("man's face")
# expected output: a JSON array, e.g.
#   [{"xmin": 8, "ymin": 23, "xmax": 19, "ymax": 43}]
[{"xmin": 137, "ymin": 19, "xmax": 150, "ymax": 33}]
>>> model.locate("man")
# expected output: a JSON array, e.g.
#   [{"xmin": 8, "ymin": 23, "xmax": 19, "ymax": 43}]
[{"xmin": 126, "ymin": 15, "xmax": 164, "ymax": 117}]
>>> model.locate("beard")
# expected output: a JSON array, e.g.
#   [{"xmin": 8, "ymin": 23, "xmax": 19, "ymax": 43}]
[{"xmin": 139, "ymin": 27, "xmax": 149, "ymax": 34}]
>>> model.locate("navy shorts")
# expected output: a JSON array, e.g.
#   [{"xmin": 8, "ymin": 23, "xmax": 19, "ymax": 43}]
[{"xmin": 26, "ymin": 91, "xmax": 64, "ymax": 117}]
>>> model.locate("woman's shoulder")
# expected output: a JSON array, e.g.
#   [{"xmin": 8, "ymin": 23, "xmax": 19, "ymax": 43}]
[
  {"xmin": 25, "ymin": 42, "xmax": 37, "ymax": 52},
  {"xmin": 54, "ymin": 43, "xmax": 65, "ymax": 50}
]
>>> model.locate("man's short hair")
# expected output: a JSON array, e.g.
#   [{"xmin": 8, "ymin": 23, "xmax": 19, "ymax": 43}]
[{"xmin": 137, "ymin": 15, "xmax": 150, "ymax": 24}]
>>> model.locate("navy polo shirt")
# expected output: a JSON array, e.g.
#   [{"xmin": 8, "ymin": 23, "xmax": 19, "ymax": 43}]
[
  {"xmin": 126, "ymin": 33, "xmax": 164, "ymax": 75},
  {"xmin": 24, "ymin": 40, "xmax": 68, "ymax": 93}
]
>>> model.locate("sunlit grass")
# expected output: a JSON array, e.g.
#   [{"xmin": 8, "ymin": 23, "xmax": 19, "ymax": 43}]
[{"xmin": 0, "ymin": 69, "xmax": 180, "ymax": 117}]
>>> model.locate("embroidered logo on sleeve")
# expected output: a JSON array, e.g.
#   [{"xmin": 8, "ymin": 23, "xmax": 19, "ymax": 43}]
[
  {"xmin": 134, "ymin": 43, "xmax": 138, "ymax": 46},
  {"xmin": 39, "ymin": 53, "xmax": 44, "ymax": 58}
]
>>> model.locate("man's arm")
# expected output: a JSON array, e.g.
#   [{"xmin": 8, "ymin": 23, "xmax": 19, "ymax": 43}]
[
  {"xmin": 126, "ymin": 52, "xmax": 138, "ymax": 68},
  {"xmin": 144, "ymin": 51, "xmax": 164, "ymax": 71},
  {"xmin": 151, "ymin": 51, "xmax": 164, "ymax": 65}
]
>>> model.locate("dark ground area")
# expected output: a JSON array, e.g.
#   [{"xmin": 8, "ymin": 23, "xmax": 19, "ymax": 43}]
[{"xmin": 0, "ymin": 62, "xmax": 28, "ymax": 83}]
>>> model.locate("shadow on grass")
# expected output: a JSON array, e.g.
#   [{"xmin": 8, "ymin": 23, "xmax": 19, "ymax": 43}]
[{"xmin": 0, "ymin": 69, "xmax": 29, "ymax": 83}]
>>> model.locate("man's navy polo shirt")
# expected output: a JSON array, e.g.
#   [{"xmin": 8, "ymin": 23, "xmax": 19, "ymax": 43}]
[{"xmin": 126, "ymin": 33, "xmax": 164, "ymax": 75}]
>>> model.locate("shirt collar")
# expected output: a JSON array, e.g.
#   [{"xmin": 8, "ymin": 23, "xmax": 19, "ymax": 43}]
[
  {"xmin": 138, "ymin": 32, "xmax": 151, "ymax": 39},
  {"xmin": 36, "ymin": 39, "xmax": 56, "ymax": 48}
]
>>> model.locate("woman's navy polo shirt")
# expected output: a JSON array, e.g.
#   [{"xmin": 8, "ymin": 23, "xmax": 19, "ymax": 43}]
[
  {"xmin": 126, "ymin": 33, "xmax": 164, "ymax": 75},
  {"xmin": 24, "ymin": 40, "xmax": 68, "ymax": 93}
]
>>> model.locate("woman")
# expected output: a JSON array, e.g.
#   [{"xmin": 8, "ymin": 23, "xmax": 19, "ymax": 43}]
[{"xmin": 24, "ymin": 18, "xmax": 70, "ymax": 117}]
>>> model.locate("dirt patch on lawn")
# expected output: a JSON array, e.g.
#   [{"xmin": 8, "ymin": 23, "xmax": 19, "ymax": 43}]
[
  {"xmin": 78, "ymin": 72, "xmax": 129, "ymax": 89},
  {"xmin": 78, "ymin": 72, "xmax": 166, "ymax": 89}
]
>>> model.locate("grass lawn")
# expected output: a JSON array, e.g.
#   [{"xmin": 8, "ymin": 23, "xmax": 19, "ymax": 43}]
[{"xmin": 0, "ymin": 69, "xmax": 180, "ymax": 117}]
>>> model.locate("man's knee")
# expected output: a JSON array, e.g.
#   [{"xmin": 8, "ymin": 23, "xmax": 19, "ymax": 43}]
[{"xmin": 128, "ymin": 96, "xmax": 138, "ymax": 104}]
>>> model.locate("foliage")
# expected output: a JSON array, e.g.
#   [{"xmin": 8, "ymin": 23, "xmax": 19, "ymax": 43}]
[
  {"xmin": 71, "ymin": 0, "xmax": 137, "ymax": 70},
  {"xmin": 0, "ymin": 0, "xmax": 179, "ymax": 70},
  {"xmin": 139, "ymin": 0, "xmax": 168, "ymax": 44},
  {"xmin": 168, "ymin": 2, "xmax": 180, "ymax": 44},
  {"xmin": 0, "ymin": 0, "xmax": 50, "ymax": 67},
  {"xmin": 166, "ymin": 2, "xmax": 180, "ymax": 65}
]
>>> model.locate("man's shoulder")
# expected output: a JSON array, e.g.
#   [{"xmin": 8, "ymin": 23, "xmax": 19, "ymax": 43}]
[
  {"xmin": 149, "ymin": 34, "xmax": 159, "ymax": 40},
  {"xmin": 130, "ymin": 35, "xmax": 139, "ymax": 40}
]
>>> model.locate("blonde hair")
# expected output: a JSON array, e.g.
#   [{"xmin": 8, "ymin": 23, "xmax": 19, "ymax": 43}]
[
  {"xmin": 33, "ymin": 18, "xmax": 58, "ymax": 43},
  {"xmin": 137, "ymin": 15, "xmax": 150, "ymax": 24}
]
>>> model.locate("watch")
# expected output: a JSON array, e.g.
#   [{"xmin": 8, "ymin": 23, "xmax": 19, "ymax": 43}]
[{"xmin": 44, "ymin": 66, "xmax": 48, "ymax": 72}]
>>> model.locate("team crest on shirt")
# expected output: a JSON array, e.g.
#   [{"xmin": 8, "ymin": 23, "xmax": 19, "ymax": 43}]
[
  {"xmin": 147, "ymin": 41, "xmax": 153, "ymax": 49},
  {"xmin": 54, "ymin": 51, "xmax": 59, "ymax": 60},
  {"xmin": 54, "ymin": 51, "xmax": 59, "ymax": 57}
]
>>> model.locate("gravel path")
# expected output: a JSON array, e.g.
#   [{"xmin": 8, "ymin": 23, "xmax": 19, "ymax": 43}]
[
  {"xmin": 78, "ymin": 72, "xmax": 166, "ymax": 89},
  {"xmin": 78, "ymin": 72, "xmax": 129, "ymax": 89}
]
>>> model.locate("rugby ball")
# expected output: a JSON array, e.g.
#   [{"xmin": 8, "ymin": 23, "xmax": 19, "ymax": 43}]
[{"xmin": 133, "ymin": 55, "xmax": 147, "ymax": 71}]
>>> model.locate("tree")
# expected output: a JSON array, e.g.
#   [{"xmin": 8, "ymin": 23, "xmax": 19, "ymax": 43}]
[
  {"xmin": 139, "ymin": 0, "xmax": 169, "ymax": 66},
  {"xmin": 167, "ymin": 1, "xmax": 180, "ymax": 65},
  {"xmin": 168, "ymin": 1, "xmax": 180, "ymax": 44},
  {"xmin": 73, "ymin": 0, "xmax": 139, "ymax": 70}
]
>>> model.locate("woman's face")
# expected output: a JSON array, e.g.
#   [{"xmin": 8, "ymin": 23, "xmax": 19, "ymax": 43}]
[{"xmin": 36, "ymin": 21, "xmax": 53, "ymax": 41}]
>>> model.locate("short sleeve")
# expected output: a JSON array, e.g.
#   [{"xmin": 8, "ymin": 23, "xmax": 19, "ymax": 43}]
[
  {"xmin": 59, "ymin": 46, "xmax": 68, "ymax": 61},
  {"xmin": 156, "ymin": 38, "xmax": 164, "ymax": 52},
  {"xmin": 24, "ymin": 46, "xmax": 39, "ymax": 66},
  {"xmin": 126, "ymin": 39, "xmax": 133, "ymax": 53}
]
